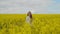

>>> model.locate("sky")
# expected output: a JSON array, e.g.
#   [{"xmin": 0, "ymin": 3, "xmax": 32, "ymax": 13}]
[{"xmin": 0, "ymin": 0, "xmax": 60, "ymax": 14}]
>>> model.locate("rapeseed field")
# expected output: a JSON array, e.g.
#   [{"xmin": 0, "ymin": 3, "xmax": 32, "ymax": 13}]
[{"xmin": 0, "ymin": 14, "xmax": 60, "ymax": 34}]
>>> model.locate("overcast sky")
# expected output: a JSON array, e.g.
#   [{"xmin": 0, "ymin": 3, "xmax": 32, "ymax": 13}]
[{"xmin": 0, "ymin": 0, "xmax": 60, "ymax": 14}]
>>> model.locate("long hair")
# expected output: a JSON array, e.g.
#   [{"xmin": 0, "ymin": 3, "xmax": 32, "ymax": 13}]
[{"xmin": 27, "ymin": 11, "xmax": 32, "ymax": 19}]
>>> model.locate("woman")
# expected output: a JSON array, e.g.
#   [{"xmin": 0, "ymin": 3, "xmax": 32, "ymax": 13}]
[{"xmin": 26, "ymin": 11, "xmax": 32, "ymax": 25}]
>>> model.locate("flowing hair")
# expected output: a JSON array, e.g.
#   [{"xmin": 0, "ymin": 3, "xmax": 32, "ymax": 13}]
[{"xmin": 27, "ymin": 11, "xmax": 32, "ymax": 19}]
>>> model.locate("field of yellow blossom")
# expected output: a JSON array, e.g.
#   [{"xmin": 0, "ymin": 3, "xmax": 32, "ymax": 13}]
[{"xmin": 0, "ymin": 14, "xmax": 60, "ymax": 34}]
